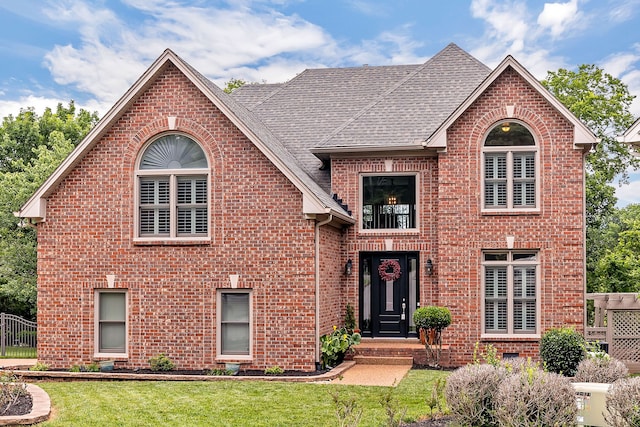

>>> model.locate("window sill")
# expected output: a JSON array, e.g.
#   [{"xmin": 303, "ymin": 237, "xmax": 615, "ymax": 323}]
[
  {"xmin": 93, "ymin": 352, "xmax": 128, "ymax": 360},
  {"xmin": 133, "ymin": 237, "xmax": 211, "ymax": 246},
  {"xmin": 480, "ymin": 334, "xmax": 540, "ymax": 341},
  {"xmin": 215, "ymin": 355, "xmax": 252, "ymax": 363},
  {"xmin": 481, "ymin": 208, "xmax": 540, "ymax": 216},
  {"xmin": 359, "ymin": 228, "xmax": 419, "ymax": 235}
]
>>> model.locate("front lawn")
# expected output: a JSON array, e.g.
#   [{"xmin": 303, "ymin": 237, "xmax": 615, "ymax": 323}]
[
  {"xmin": 0, "ymin": 346, "xmax": 36, "ymax": 358},
  {"xmin": 38, "ymin": 369, "xmax": 449, "ymax": 426}
]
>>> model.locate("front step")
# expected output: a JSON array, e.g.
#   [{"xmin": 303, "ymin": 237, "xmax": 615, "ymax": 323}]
[
  {"xmin": 353, "ymin": 356, "xmax": 413, "ymax": 365},
  {"xmin": 352, "ymin": 339, "xmax": 452, "ymax": 367}
]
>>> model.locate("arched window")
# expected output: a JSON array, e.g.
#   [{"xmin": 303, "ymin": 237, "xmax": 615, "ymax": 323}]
[
  {"xmin": 482, "ymin": 122, "xmax": 538, "ymax": 211},
  {"xmin": 136, "ymin": 134, "xmax": 209, "ymax": 239}
]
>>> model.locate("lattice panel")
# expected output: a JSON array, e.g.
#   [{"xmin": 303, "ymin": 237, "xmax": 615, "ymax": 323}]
[{"xmin": 611, "ymin": 311, "xmax": 640, "ymax": 363}]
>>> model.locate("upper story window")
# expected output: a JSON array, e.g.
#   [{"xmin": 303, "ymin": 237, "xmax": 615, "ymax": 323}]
[
  {"xmin": 135, "ymin": 134, "xmax": 209, "ymax": 240},
  {"xmin": 482, "ymin": 122, "xmax": 538, "ymax": 212},
  {"xmin": 361, "ymin": 174, "xmax": 417, "ymax": 231}
]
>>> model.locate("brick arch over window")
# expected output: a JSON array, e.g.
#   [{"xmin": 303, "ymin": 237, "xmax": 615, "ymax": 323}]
[
  {"xmin": 125, "ymin": 117, "xmax": 225, "ymax": 243},
  {"xmin": 126, "ymin": 117, "xmax": 224, "ymax": 166}
]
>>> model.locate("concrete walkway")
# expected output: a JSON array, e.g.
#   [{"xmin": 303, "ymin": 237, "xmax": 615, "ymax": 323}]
[
  {"xmin": 0, "ymin": 359, "xmax": 37, "ymax": 369},
  {"xmin": 329, "ymin": 363, "xmax": 412, "ymax": 386}
]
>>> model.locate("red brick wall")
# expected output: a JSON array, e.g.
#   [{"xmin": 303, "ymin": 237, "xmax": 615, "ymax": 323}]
[
  {"xmin": 328, "ymin": 67, "xmax": 585, "ymax": 367},
  {"xmin": 36, "ymin": 64, "xmax": 319, "ymax": 371},
  {"xmin": 35, "ymin": 63, "xmax": 586, "ymax": 371},
  {"xmin": 438, "ymin": 67, "xmax": 585, "ymax": 365},
  {"xmin": 330, "ymin": 156, "xmax": 440, "ymax": 323},
  {"xmin": 318, "ymin": 224, "xmax": 347, "ymax": 334}
]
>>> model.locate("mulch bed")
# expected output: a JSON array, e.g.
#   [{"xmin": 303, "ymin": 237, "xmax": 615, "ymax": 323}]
[
  {"xmin": 71, "ymin": 368, "xmax": 331, "ymax": 377},
  {"xmin": 2, "ymin": 393, "xmax": 32, "ymax": 416}
]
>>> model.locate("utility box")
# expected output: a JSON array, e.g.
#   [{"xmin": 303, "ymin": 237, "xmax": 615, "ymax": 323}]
[{"xmin": 573, "ymin": 382, "xmax": 611, "ymax": 427}]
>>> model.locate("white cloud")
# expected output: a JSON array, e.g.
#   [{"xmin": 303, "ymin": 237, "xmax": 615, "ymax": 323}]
[
  {"xmin": 601, "ymin": 46, "xmax": 640, "ymax": 118},
  {"xmin": 537, "ymin": 0, "xmax": 580, "ymax": 38},
  {"xmin": 40, "ymin": 0, "xmax": 338, "ymax": 106},
  {"xmin": 0, "ymin": 95, "xmax": 110, "ymax": 120},
  {"xmin": 616, "ymin": 171, "xmax": 640, "ymax": 207},
  {"xmin": 469, "ymin": 0, "xmax": 530, "ymax": 64}
]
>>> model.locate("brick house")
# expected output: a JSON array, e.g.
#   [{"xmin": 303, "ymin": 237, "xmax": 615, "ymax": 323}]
[{"xmin": 18, "ymin": 43, "xmax": 595, "ymax": 371}]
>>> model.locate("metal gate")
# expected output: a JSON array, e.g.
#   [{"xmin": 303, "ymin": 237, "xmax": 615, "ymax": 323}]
[{"xmin": 0, "ymin": 313, "xmax": 37, "ymax": 358}]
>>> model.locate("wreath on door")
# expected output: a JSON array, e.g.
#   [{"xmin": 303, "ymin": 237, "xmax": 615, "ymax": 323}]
[{"xmin": 378, "ymin": 259, "xmax": 402, "ymax": 282}]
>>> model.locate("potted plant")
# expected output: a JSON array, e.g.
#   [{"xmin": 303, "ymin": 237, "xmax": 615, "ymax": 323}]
[
  {"xmin": 413, "ymin": 305, "xmax": 452, "ymax": 366},
  {"xmin": 413, "ymin": 307, "xmax": 430, "ymax": 344}
]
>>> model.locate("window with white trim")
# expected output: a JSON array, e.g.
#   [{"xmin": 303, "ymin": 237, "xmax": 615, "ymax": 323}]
[
  {"xmin": 136, "ymin": 134, "xmax": 209, "ymax": 239},
  {"xmin": 361, "ymin": 174, "xmax": 417, "ymax": 230},
  {"xmin": 218, "ymin": 290, "xmax": 252, "ymax": 358},
  {"xmin": 482, "ymin": 251, "xmax": 538, "ymax": 336},
  {"xmin": 96, "ymin": 290, "xmax": 127, "ymax": 355},
  {"xmin": 483, "ymin": 122, "xmax": 538, "ymax": 211}
]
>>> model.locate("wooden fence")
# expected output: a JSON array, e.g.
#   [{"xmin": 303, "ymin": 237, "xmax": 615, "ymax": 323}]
[{"xmin": 586, "ymin": 293, "xmax": 640, "ymax": 374}]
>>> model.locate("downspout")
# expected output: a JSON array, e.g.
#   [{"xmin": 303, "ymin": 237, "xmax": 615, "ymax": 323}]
[{"xmin": 315, "ymin": 214, "xmax": 333, "ymax": 366}]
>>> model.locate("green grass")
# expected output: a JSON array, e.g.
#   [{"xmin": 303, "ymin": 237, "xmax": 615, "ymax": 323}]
[
  {"xmin": 38, "ymin": 369, "xmax": 449, "ymax": 426},
  {"xmin": 0, "ymin": 346, "xmax": 36, "ymax": 358}
]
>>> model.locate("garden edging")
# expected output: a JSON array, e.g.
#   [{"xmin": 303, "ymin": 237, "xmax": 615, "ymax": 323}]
[
  {"xmin": 0, "ymin": 384, "xmax": 50, "ymax": 426},
  {"xmin": 4, "ymin": 361, "xmax": 356, "ymax": 383}
]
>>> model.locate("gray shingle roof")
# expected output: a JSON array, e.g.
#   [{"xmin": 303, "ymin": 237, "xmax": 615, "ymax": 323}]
[
  {"xmin": 231, "ymin": 43, "xmax": 490, "ymax": 191},
  {"xmin": 179, "ymin": 59, "xmax": 351, "ymax": 217}
]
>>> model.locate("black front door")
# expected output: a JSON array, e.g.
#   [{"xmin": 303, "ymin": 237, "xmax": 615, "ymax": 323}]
[{"xmin": 359, "ymin": 252, "xmax": 419, "ymax": 338}]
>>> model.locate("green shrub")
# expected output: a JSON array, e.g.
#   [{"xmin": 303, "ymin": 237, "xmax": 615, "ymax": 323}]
[
  {"xmin": 344, "ymin": 304, "xmax": 356, "ymax": 332},
  {"xmin": 412, "ymin": 306, "xmax": 451, "ymax": 332},
  {"xmin": 574, "ymin": 356, "xmax": 629, "ymax": 383},
  {"xmin": 148, "ymin": 353, "xmax": 175, "ymax": 371},
  {"xmin": 539, "ymin": 326, "xmax": 585, "ymax": 376},
  {"xmin": 472, "ymin": 342, "xmax": 501, "ymax": 367},
  {"xmin": 85, "ymin": 362, "xmax": 101, "ymax": 372},
  {"xmin": 605, "ymin": 377, "xmax": 640, "ymax": 427},
  {"xmin": 445, "ymin": 363, "xmax": 507, "ymax": 427},
  {"xmin": 493, "ymin": 363, "xmax": 577, "ymax": 426},
  {"xmin": 264, "ymin": 366, "xmax": 284, "ymax": 375},
  {"xmin": 28, "ymin": 362, "xmax": 49, "ymax": 371},
  {"xmin": 320, "ymin": 326, "xmax": 361, "ymax": 369},
  {"xmin": 69, "ymin": 365, "xmax": 81, "ymax": 372}
]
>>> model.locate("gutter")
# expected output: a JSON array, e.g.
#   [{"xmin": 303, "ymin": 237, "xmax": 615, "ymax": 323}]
[{"xmin": 314, "ymin": 214, "xmax": 333, "ymax": 366}]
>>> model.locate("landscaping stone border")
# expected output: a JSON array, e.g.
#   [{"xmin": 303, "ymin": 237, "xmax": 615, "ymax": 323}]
[
  {"xmin": 3, "ymin": 361, "xmax": 355, "ymax": 383},
  {"xmin": 0, "ymin": 384, "xmax": 50, "ymax": 426}
]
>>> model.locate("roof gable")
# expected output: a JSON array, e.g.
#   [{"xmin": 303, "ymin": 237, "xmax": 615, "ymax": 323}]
[
  {"xmin": 17, "ymin": 49, "xmax": 353, "ymax": 224},
  {"xmin": 425, "ymin": 55, "xmax": 596, "ymax": 150},
  {"xmin": 622, "ymin": 117, "xmax": 640, "ymax": 151},
  {"xmin": 233, "ymin": 43, "xmax": 491, "ymax": 188}
]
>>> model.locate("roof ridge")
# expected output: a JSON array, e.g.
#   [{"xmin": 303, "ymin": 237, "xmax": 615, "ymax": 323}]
[
  {"xmin": 316, "ymin": 44, "xmax": 463, "ymax": 146},
  {"xmin": 244, "ymin": 63, "xmax": 421, "ymax": 111},
  {"xmin": 246, "ymin": 69, "xmax": 311, "ymax": 111}
]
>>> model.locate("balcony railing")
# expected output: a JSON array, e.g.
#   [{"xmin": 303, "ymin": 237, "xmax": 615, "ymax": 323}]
[{"xmin": 362, "ymin": 204, "xmax": 416, "ymax": 229}]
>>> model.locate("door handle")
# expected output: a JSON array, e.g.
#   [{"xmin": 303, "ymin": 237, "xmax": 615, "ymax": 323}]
[{"xmin": 401, "ymin": 300, "xmax": 406, "ymax": 320}]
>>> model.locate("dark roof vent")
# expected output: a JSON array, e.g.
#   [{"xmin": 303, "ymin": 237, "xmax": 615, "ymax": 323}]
[{"xmin": 332, "ymin": 194, "xmax": 352, "ymax": 216}]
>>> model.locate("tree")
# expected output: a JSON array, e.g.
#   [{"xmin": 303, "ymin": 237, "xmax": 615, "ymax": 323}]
[
  {"xmin": 592, "ymin": 204, "xmax": 640, "ymax": 293},
  {"xmin": 223, "ymin": 78, "xmax": 247, "ymax": 94},
  {"xmin": 0, "ymin": 101, "xmax": 97, "ymax": 173},
  {"xmin": 542, "ymin": 65, "xmax": 640, "ymax": 293},
  {"xmin": 0, "ymin": 102, "xmax": 98, "ymax": 318}
]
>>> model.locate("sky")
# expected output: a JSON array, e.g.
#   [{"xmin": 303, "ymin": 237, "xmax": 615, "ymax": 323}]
[{"xmin": 0, "ymin": 0, "xmax": 639, "ymax": 205}]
